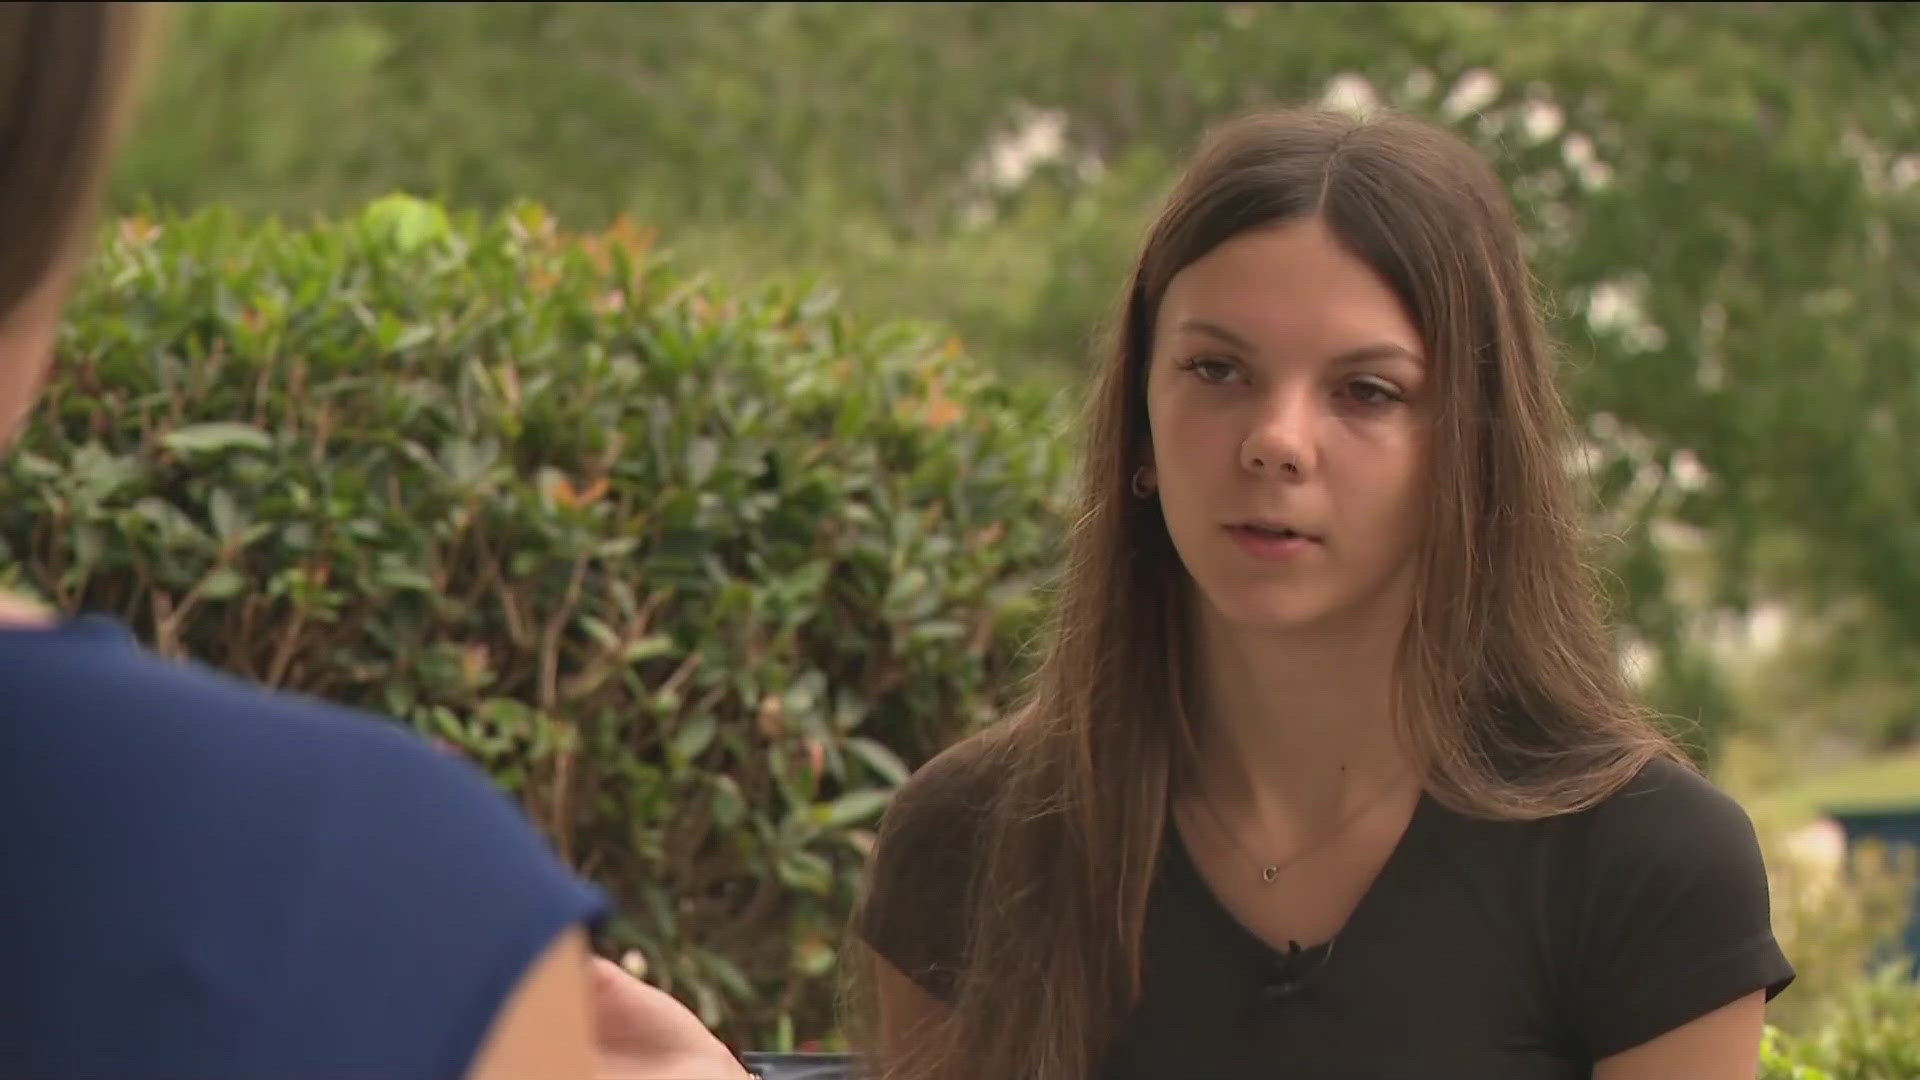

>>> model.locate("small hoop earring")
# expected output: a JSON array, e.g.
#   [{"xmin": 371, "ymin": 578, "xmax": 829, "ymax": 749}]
[{"xmin": 1131, "ymin": 466, "xmax": 1156, "ymax": 499}]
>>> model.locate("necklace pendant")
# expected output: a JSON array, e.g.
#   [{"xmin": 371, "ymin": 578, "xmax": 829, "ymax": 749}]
[{"xmin": 1262, "ymin": 865, "xmax": 1279, "ymax": 883}]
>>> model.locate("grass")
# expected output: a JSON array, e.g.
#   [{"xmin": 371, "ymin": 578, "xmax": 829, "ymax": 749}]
[{"xmin": 1722, "ymin": 741, "xmax": 1920, "ymax": 829}]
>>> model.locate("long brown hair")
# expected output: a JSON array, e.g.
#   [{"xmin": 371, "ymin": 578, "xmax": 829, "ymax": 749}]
[
  {"xmin": 0, "ymin": 1, "xmax": 165, "ymax": 318},
  {"xmin": 852, "ymin": 106, "xmax": 1683, "ymax": 1080}
]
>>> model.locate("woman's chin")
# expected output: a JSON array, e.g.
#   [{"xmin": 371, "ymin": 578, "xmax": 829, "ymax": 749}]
[{"xmin": 1198, "ymin": 585, "xmax": 1339, "ymax": 636}]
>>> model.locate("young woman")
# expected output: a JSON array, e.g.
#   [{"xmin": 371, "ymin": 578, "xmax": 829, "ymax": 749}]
[
  {"xmin": 0, "ymin": 6, "xmax": 745, "ymax": 1077},
  {"xmin": 853, "ymin": 108, "xmax": 1794, "ymax": 1079}
]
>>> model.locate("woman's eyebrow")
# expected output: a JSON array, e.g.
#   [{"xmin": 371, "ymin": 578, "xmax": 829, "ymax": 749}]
[
  {"xmin": 1173, "ymin": 318, "xmax": 1257, "ymax": 352},
  {"xmin": 1329, "ymin": 342, "xmax": 1426, "ymax": 368},
  {"xmin": 1175, "ymin": 319, "xmax": 1425, "ymax": 368}
]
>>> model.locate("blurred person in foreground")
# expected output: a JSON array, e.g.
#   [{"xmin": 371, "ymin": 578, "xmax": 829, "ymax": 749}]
[{"xmin": 0, "ymin": 5, "xmax": 745, "ymax": 1077}]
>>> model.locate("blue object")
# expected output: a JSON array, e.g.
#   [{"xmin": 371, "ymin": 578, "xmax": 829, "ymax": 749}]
[
  {"xmin": 1828, "ymin": 806, "xmax": 1920, "ymax": 973},
  {"xmin": 742, "ymin": 1051, "xmax": 858, "ymax": 1080},
  {"xmin": 0, "ymin": 616, "xmax": 609, "ymax": 1079}
]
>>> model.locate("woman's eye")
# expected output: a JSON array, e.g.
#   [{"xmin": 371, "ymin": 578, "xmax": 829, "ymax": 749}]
[
  {"xmin": 1180, "ymin": 356, "xmax": 1239, "ymax": 384},
  {"xmin": 1343, "ymin": 377, "xmax": 1403, "ymax": 406}
]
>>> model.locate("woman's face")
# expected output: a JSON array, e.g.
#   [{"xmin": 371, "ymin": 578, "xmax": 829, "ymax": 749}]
[{"xmin": 1143, "ymin": 216, "xmax": 1431, "ymax": 640}]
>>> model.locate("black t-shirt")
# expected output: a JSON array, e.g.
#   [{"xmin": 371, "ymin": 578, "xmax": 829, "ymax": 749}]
[{"xmin": 857, "ymin": 736, "xmax": 1794, "ymax": 1078}]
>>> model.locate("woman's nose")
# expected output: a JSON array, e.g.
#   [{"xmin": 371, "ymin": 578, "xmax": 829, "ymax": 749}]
[{"xmin": 1238, "ymin": 390, "xmax": 1315, "ymax": 480}]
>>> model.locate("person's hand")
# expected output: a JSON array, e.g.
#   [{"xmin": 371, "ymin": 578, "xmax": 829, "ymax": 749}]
[{"xmin": 589, "ymin": 956, "xmax": 752, "ymax": 1080}]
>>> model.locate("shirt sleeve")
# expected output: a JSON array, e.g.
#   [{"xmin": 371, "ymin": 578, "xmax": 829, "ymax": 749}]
[
  {"xmin": 0, "ymin": 626, "xmax": 608, "ymax": 1080},
  {"xmin": 277, "ymin": 716, "xmax": 609, "ymax": 1080},
  {"xmin": 1567, "ymin": 757, "xmax": 1795, "ymax": 1059},
  {"xmin": 853, "ymin": 736, "xmax": 998, "ymax": 1002}
]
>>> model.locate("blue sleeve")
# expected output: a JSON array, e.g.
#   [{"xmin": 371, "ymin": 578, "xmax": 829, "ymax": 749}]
[
  {"xmin": 0, "ymin": 622, "xmax": 607, "ymax": 1080},
  {"xmin": 263, "ymin": 714, "xmax": 610, "ymax": 1079}
]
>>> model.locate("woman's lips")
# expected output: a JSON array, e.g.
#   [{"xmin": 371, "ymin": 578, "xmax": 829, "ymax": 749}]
[{"xmin": 1223, "ymin": 524, "xmax": 1321, "ymax": 560}]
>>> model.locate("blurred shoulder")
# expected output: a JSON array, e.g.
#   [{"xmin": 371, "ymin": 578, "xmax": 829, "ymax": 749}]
[{"xmin": 0, "ymin": 616, "xmax": 587, "ymax": 908}]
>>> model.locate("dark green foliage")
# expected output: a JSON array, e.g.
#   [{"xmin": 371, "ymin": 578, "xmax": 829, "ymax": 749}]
[{"xmin": 0, "ymin": 197, "xmax": 1073, "ymax": 1047}]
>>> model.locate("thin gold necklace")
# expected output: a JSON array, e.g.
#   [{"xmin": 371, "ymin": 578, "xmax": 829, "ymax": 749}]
[{"xmin": 1183, "ymin": 766, "xmax": 1417, "ymax": 885}]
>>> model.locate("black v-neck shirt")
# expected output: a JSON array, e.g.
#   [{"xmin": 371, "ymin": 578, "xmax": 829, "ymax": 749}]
[{"xmin": 857, "ymin": 737, "xmax": 1794, "ymax": 1078}]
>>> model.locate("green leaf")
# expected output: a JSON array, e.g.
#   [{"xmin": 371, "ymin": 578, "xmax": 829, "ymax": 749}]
[
  {"xmin": 375, "ymin": 562, "xmax": 435, "ymax": 593},
  {"xmin": 701, "ymin": 951, "xmax": 755, "ymax": 1001},
  {"xmin": 10, "ymin": 452, "xmax": 59, "ymax": 481},
  {"xmin": 363, "ymin": 192, "xmax": 450, "ymax": 253},
  {"xmin": 907, "ymin": 618, "xmax": 966, "ymax": 645},
  {"xmin": 428, "ymin": 707, "xmax": 466, "ymax": 744},
  {"xmin": 208, "ymin": 488, "xmax": 243, "ymax": 544},
  {"xmin": 671, "ymin": 713, "xmax": 717, "ymax": 763},
  {"xmin": 885, "ymin": 567, "xmax": 930, "ymax": 610},
  {"xmin": 161, "ymin": 422, "xmax": 272, "ymax": 456},
  {"xmin": 793, "ymin": 940, "xmax": 835, "ymax": 979},
  {"xmin": 775, "ymin": 848, "xmax": 834, "ymax": 894},
  {"xmin": 812, "ymin": 788, "xmax": 892, "ymax": 829},
  {"xmin": 687, "ymin": 437, "xmax": 719, "ymax": 486},
  {"xmin": 692, "ymin": 980, "xmax": 723, "ymax": 1030},
  {"xmin": 393, "ymin": 321, "xmax": 435, "ymax": 351},
  {"xmin": 376, "ymin": 310, "xmax": 406, "ymax": 351},
  {"xmin": 132, "ymin": 497, "xmax": 210, "ymax": 547},
  {"xmin": 845, "ymin": 737, "xmax": 910, "ymax": 786},
  {"xmin": 596, "ymin": 536, "xmax": 640, "ymax": 558},
  {"xmin": 623, "ymin": 633, "xmax": 677, "ymax": 663},
  {"xmin": 782, "ymin": 668, "xmax": 825, "ymax": 715},
  {"xmin": 200, "ymin": 566, "xmax": 246, "ymax": 600},
  {"xmin": 580, "ymin": 615, "xmax": 621, "ymax": 650},
  {"xmin": 774, "ymin": 1010, "xmax": 798, "ymax": 1051},
  {"xmin": 710, "ymin": 774, "xmax": 746, "ymax": 829}
]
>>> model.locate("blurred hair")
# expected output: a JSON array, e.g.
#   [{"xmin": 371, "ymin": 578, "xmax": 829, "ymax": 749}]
[{"xmin": 0, "ymin": 1, "xmax": 165, "ymax": 319}]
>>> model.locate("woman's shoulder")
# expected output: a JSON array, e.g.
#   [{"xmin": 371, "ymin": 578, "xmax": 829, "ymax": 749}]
[
  {"xmin": 1574, "ymin": 753, "xmax": 1759, "ymax": 856},
  {"xmin": 0, "ymin": 611, "xmax": 604, "ymax": 912},
  {"xmin": 881, "ymin": 726, "xmax": 1013, "ymax": 835},
  {"xmin": 1547, "ymin": 756, "xmax": 1795, "ymax": 1056},
  {"xmin": 1441, "ymin": 752, "xmax": 1774, "ymax": 938},
  {"xmin": 855, "ymin": 724, "xmax": 1018, "ymax": 996},
  {"xmin": 2, "ymin": 615, "xmax": 511, "ymax": 818},
  {"xmin": 0, "ymin": 616, "xmax": 607, "ymax": 1075},
  {"xmin": 5, "ymin": 616, "xmax": 594, "ymax": 899},
  {"xmin": 1458, "ymin": 753, "xmax": 1765, "ymax": 888},
  {"xmin": 867, "ymin": 725, "xmax": 1018, "ymax": 888},
  {"xmin": 1445, "ymin": 753, "xmax": 1751, "ymax": 858}
]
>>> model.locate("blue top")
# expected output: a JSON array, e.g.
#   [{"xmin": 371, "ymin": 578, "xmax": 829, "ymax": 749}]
[{"xmin": 0, "ymin": 616, "xmax": 609, "ymax": 1079}]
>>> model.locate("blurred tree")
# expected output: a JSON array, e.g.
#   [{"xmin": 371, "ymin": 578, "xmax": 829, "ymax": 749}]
[{"xmin": 110, "ymin": 1, "xmax": 1920, "ymax": 749}]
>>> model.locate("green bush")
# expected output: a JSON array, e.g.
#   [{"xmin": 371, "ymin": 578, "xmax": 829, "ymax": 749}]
[
  {"xmin": 1761, "ymin": 825, "xmax": 1919, "ymax": 1035},
  {"xmin": 1762, "ymin": 966, "xmax": 1920, "ymax": 1080},
  {"xmin": 0, "ymin": 196, "xmax": 1073, "ymax": 1048},
  {"xmin": 1754, "ymin": 814, "xmax": 1920, "ymax": 1080}
]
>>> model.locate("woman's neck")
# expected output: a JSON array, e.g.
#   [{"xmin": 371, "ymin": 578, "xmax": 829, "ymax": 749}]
[{"xmin": 1185, "ymin": 599, "xmax": 1418, "ymax": 833}]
